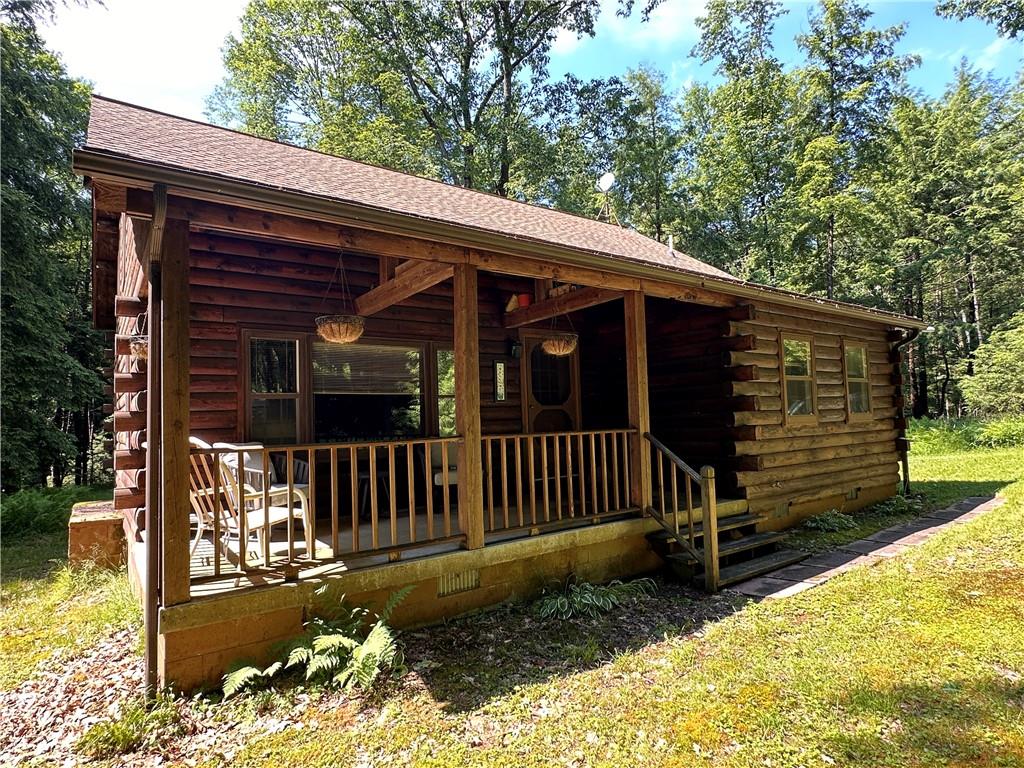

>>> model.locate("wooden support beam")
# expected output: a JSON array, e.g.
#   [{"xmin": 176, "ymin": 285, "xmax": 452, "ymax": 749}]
[
  {"xmin": 503, "ymin": 286, "xmax": 620, "ymax": 328},
  {"xmin": 355, "ymin": 260, "xmax": 454, "ymax": 317},
  {"xmin": 159, "ymin": 219, "xmax": 192, "ymax": 607},
  {"xmin": 624, "ymin": 291, "xmax": 652, "ymax": 510},
  {"xmin": 453, "ymin": 264, "xmax": 485, "ymax": 550},
  {"xmin": 147, "ymin": 184, "xmax": 167, "ymax": 265}
]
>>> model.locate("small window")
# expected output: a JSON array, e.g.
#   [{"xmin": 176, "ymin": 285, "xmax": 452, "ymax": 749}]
[
  {"xmin": 312, "ymin": 341, "xmax": 423, "ymax": 441},
  {"xmin": 844, "ymin": 342, "xmax": 872, "ymax": 419},
  {"xmin": 248, "ymin": 336, "xmax": 301, "ymax": 444},
  {"xmin": 781, "ymin": 335, "xmax": 816, "ymax": 422},
  {"xmin": 436, "ymin": 348, "xmax": 457, "ymax": 437}
]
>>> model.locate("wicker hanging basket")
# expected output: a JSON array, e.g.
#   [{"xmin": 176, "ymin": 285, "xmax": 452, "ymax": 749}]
[
  {"xmin": 541, "ymin": 333, "xmax": 578, "ymax": 357},
  {"xmin": 315, "ymin": 314, "xmax": 366, "ymax": 344},
  {"xmin": 129, "ymin": 334, "xmax": 149, "ymax": 361}
]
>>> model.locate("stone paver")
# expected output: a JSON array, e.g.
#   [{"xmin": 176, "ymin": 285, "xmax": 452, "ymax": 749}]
[{"xmin": 732, "ymin": 494, "xmax": 1004, "ymax": 599}]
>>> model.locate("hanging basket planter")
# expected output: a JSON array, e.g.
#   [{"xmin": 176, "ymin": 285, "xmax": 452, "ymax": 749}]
[
  {"xmin": 315, "ymin": 314, "xmax": 366, "ymax": 344},
  {"xmin": 129, "ymin": 335, "xmax": 149, "ymax": 361},
  {"xmin": 541, "ymin": 333, "xmax": 578, "ymax": 357}
]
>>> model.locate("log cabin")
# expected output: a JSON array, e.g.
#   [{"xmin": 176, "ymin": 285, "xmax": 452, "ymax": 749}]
[{"xmin": 74, "ymin": 96, "xmax": 926, "ymax": 691}]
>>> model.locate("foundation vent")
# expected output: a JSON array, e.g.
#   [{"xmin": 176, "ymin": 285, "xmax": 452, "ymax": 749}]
[{"xmin": 438, "ymin": 569, "xmax": 480, "ymax": 597}]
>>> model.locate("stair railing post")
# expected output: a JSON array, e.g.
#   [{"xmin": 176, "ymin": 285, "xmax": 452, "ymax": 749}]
[{"xmin": 700, "ymin": 465, "xmax": 719, "ymax": 592}]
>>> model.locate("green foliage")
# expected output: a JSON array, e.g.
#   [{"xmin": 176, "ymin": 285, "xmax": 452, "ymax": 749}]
[
  {"xmin": 960, "ymin": 312, "xmax": 1024, "ymax": 416},
  {"xmin": 75, "ymin": 696, "xmax": 182, "ymax": 759},
  {"xmin": 802, "ymin": 508, "xmax": 859, "ymax": 532},
  {"xmin": 907, "ymin": 416, "xmax": 1024, "ymax": 455},
  {"xmin": 0, "ymin": 485, "xmax": 112, "ymax": 537},
  {"xmin": 222, "ymin": 585, "xmax": 413, "ymax": 698},
  {"xmin": 1, "ymin": 8, "xmax": 106, "ymax": 491},
  {"xmin": 534, "ymin": 577, "xmax": 657, "ymax": 620},
  {"xmin": 935, "ymin": 0, "xmax": 1024, "ymax": 38}
]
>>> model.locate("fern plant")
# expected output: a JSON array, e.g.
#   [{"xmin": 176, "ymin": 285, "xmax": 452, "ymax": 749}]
[
  {"xmin": 223, "ymin": 584, "xmax": 413, "ymax": 699},
  {"xmin": 534, "ymin": 577, "xmax": 656, "ymax": 620}
]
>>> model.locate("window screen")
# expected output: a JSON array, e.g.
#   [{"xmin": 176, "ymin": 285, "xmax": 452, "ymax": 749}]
[
  {"xmin": 248, "ymin": 337, "xmax": 300, "ymax": 445},
  {"xmin": 436, "ymin": 348, "xmax": 456, "ymax": 437},
  {"xmin": 844, "ymin": 344, "xmax": 871, "ymax": 416},
  {"xmin": 782, "ymin": 337, "xmax": 815, "ymax": 419}
]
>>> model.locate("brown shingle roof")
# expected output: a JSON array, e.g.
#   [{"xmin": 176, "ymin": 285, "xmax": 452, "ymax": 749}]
[{"xmin": 82, "ymin": 96, "xmax": 733, "ymax": 280}]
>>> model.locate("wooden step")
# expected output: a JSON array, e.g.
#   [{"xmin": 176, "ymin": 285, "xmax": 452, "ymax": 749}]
[
  {"xmin": 666, "ymin": 531, "xmax": 788, "ymax": 565},
  {"xmin": 698, "ymin": 549, "xmax": 809, "ymax": 589},
  {"xmin": 646, "ymin": 513, "xmax": 763, "ymax": 544}
]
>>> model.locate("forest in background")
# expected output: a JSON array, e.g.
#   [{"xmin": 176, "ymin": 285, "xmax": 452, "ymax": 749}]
[{"xmin": 2, "ymin": 0, "xmax": 1022, "ymax": 492}]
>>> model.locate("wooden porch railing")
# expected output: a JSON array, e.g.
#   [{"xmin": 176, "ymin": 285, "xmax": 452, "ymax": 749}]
[
  {"xmin": 187, "ymin": 437, "xmax": 463, "ymax": 583},
  {"xmin": 643, "ymin": 433, "xmax": 720, "ymax": 592},
  {"xmin": 482, "ymin": 429, "xmax": 638, "ymax": 535}
]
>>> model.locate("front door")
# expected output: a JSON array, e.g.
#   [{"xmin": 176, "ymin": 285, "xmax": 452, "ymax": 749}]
[{"xmin": 521, "ymin": 332, "xmax": 581, "ymax": 432}]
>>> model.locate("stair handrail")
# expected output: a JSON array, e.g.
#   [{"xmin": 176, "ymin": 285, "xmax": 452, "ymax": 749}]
[{"xmin": 643, "ymin": 433, "xmax": 720, "ymax": 593}]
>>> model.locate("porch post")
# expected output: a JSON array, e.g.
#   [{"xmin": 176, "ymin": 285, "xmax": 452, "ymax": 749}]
[
  {"xmin": 624, "ymin": 291, "xmax": 652, "ymax": 511},
  {"xmin": 453, "ymin": 263, "xmax": 485, "ymax": 549},
  {"xmin": 159, "ymin": 218, "xmax": 192, "ymax": 606}
]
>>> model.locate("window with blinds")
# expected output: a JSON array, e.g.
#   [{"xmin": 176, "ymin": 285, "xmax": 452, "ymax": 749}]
[{"xmin": 312, "ymin": 342, "xmax": 423, "ymax": 441}]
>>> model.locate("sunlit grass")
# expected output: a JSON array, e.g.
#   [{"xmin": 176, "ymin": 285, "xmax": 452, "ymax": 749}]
[{"xmin": 218, "ymin": 448, "xmax": 1024, "ymax": 767}]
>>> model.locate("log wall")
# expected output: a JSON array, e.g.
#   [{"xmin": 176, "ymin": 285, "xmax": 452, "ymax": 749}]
[{"xmin": 724, "ymin": 299, "xmax": 902, "ymax": 523}]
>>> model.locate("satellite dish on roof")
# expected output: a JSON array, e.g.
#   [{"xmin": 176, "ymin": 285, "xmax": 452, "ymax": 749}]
[{"xmin": 597, "ymin": 172, "xmax": 616, "ymax": 193}]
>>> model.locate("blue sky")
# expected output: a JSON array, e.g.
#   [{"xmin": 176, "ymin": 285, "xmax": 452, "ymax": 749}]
[{"xmin": 43, "ymin": 0, "xmax": 1021, "ymax": 122}]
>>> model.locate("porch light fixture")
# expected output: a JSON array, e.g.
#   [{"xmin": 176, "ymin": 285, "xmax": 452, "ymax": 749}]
[
  {"xmin": 541, "ymin": 332, "xmax": 578, "ymax": 357},
  {"xmin": 315, "ymin": 250, "xmax": 365, "ymax": 344}
]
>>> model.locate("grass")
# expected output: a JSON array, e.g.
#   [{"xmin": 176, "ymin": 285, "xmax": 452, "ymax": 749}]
[
  {"xmin": 0, "ymin": 489, "xmax": 141, "ymax": 691},
  {"xmin": 203, "ymin": 446, "xmax": 1024, "ymax": 768},
  {"xmin": 785, "ymin": 446, "xmax": 1024, "ymax": 553}
]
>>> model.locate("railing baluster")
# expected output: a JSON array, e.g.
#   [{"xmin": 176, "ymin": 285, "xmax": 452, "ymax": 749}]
[
  {"xmin": 424, "ymin": 444, "xmax": 434, "ymax": 540},
  {"xmin": 307, "ymin": 448, "xmax": 317, "ymax": 558},
  {"xmin": 514, "ymin": 437, "xmax": 524, "ymax": 527},
  {"xmin": 565, "ymin": 434, "xmax": 575, "ymax": 518},
  {"xmin": 622, "ymin": 436, "xmax": 631, "ymax": 510},
  {"xmin": 236, "ymin": 450, "xmax": 247, "ymax": 572},
  {"xmin": 442, "ymin": 448, "xmax": 452, "ymax": 537},
  {"xmin": 657, "ymin": 451, "xmax": 666, "ymax": 518},
  {"xmin": 671, "ymin": 462, "xmax": 679, "ymax": 538},
  {"xmin": 485, "ymin": 438, "xmax": 495, "ymax": 531},
  {"xmin": 350, "ymin": 445, "xmax": 359, "ymax": 554},
  {"xmin": 553, "ymin": 434, "xmax": 562, "ymax": 520},
  {"xmin": 589, "ymin": 433, "xmax": 599, "ymax": 516},
  {"xmin": 286, "ymin": 449, "xmax": 295, "ymax": 562},
  {"xmin": 527, "ymin": 436, "xmax": 537, "ymax": 525},
  {"xmin": 541, "ymin": 435, "xmax": 550, "ymax": 523},
  {"xmin": 388, "ymin": 443, "xmax": 398, "ymax": 547},
  {"xmin": 261, "ymin": 449, "xmax": 271, "ymax": 566},
  {"xmin": 212, "ymin": 450, "xmax": 221, "ymax": 576},
  {"xmin": 611, "ymin": 432, "xmax": 620, "ymax": 510},
  {"xmin": 330, "ymin": 446, "xmax": 339, "ymax": 556},
  {"xmin": 369, "ymin": 446, "xmax": 379, "ymax": 550},
  {"xmin": 600, "ymin": 433, "xmax": 609, "ymax": 514},
  {"xmin": 576, "ymin": 433, "xmax": 586, "ymax": 517},
  {"xmin": 407, "ymin": 442, "xmax": 417, "ymax": 544},
  {"xmin": 500, "ymin": 437, "xmax": 510, "ymax": 529},
  {"xmin": 685, "ymin": 474, "xmax": 694, "ymax": 548}
]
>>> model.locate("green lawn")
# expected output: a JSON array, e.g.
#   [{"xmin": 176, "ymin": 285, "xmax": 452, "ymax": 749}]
[{"xmin": 210, "ymin": 447, "xmax": 1023, "ymax": 767}]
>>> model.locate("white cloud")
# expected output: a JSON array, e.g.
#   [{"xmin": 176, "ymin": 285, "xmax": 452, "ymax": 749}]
[
  {"xmin": 598, "ymin": 0, "xmax": 706, "ymax": 48},
  {"xmin": 552, "ymin": 26, "xmax": 585, "ymax": 57},
  {"xmin": 975, "ymin": 36, "xmax": 1010, "ymax": 70},
  {"xmin": 41, "ymin": 0, "xmax": 247, "ymax": 120}
]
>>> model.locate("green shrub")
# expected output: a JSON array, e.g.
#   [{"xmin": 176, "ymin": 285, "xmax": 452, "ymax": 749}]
[
  {"xmin": 223, "ymin": 585, "xmax": 412, "ymax": 699},
  {"xmin": 76, "ymin": 696, "xmax": 181, "ymax": 759},
  {"xmin": 907, "ymin": 416, "xmax": 1024, "ymax": 455},
  {"xmin": 0, "ymin": 485, "xmax": 112, "ymax": 538},
  {"xmin": 534, "ymin": 577, "xmax": 657, "ymax": 620},
  {"xmin": 802, "ymin": 509, "xmax": 858, "ymax": 532},
  {"xmin": 870, "ymin": 493, "xmax": 924, "ymax": 517}
]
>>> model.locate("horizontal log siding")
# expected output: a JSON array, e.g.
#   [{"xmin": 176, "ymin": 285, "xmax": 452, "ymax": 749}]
[
  {"xmin": 646, "ymin": 298, "xmax": 737, "ymax": 495},
  {"xmin": 185, "ymin": 230, "xmax": 534, "ymax": 443},
  {"xmin": 728, "ymin": 300, "xmax": 900, "ymax": 517}
]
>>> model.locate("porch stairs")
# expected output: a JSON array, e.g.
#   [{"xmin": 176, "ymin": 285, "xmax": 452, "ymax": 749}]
[{"xmin": 643, "ymin": 434, "xmax": 807, "ymax": 591}]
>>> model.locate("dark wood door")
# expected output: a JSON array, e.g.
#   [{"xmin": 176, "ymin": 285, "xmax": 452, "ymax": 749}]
[{"xmin": 521, "ymin": 333, "xmax": 581, "ymax": 432}]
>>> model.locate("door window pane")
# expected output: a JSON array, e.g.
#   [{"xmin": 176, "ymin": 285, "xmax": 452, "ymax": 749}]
[
  {"xmin": 251, "ymin": 398, "xmax": 297, "ymax": 444},
  {"xmin": 530, "ymin": 344, "xmax": 572, "ymax": 406},
  {"xmin": 250, "ymin": 338, "xmax": 298, "ymax": 393},
  {"xmin": 436, "ymin": 349, "xmax": 456, "ymax": 437}
]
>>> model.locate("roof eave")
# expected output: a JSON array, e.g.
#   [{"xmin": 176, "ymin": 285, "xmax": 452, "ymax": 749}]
[{"xmin": 73, "ymin": 147, "xmax": 927, "ymax": 330}]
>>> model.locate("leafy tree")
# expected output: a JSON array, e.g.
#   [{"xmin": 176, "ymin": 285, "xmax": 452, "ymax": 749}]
[
  {"xmin": 1, "ymin": 6, "xmax": 105, "ymax": 490},
  {"xmin": 960, "ymin": 312, "xmax": 1024, "ymax": 414},
  {"xmin": 936, "ymin": 0, "xmax": 1024, "ymax": 38},
  {"xmin": 792, "ymin": 0, "xmax": 918, "ymax": 298}
]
